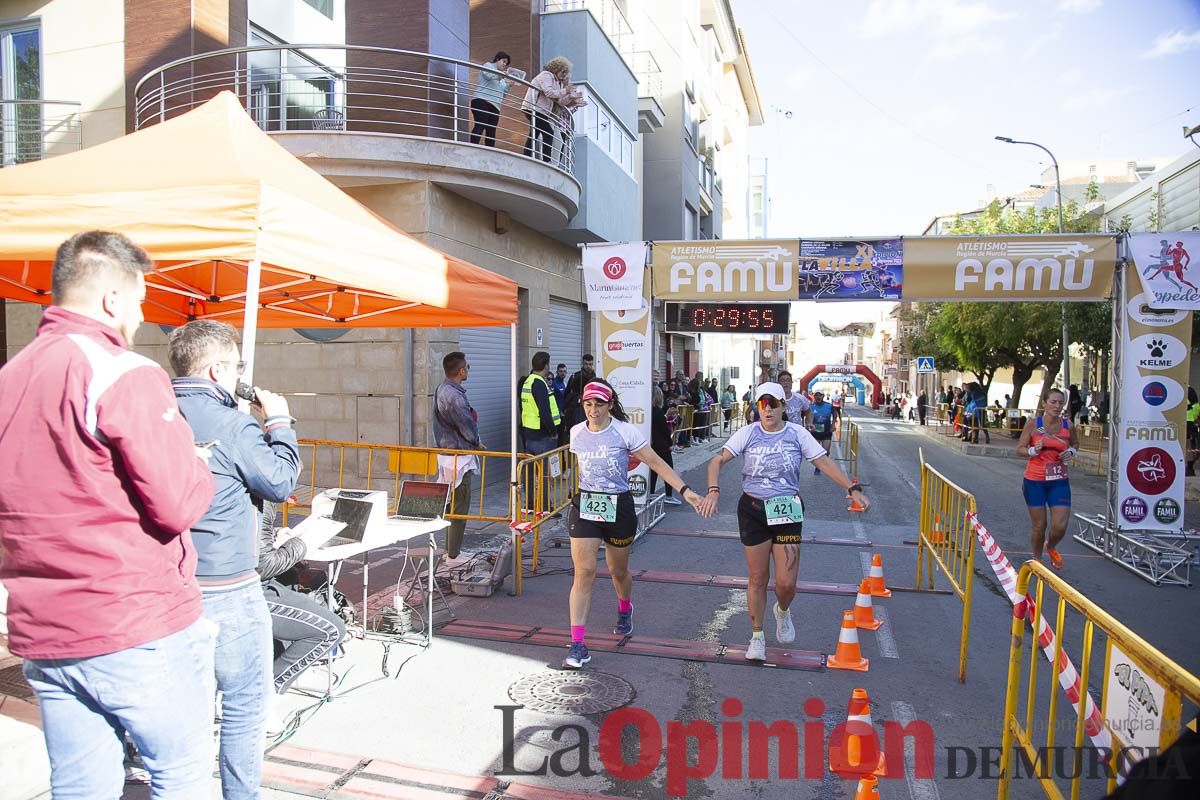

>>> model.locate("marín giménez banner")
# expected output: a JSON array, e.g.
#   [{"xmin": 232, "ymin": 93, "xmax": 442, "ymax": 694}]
[
  {"xmin": 1129, "ymin": 233, "xmax": 1200, "ymax": 310},
  {"xmin": 798, "ymin": 238, "xmax": 902, "ymax": 301},
  {"xmin": 582, "ymin": 242, "xmax": 647, "ymax": 311}
]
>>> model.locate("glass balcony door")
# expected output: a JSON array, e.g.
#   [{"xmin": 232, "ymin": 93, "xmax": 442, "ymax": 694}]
[
  {"xmin": 247, "ymin": 30, "xmax": 342, "ymax": 132},
  {"xmin": 1, "ymin": 25, "xmax": 42, "ymax": 167}
]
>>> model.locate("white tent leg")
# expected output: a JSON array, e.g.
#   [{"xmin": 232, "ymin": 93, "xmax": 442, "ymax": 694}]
[
  {"xmin": 240, "ymin": 259, "xmax": 262, "ymax": 405},
  {"xmin": 509, "ymin": 322, "xmax": 519, "ymax": 596}
]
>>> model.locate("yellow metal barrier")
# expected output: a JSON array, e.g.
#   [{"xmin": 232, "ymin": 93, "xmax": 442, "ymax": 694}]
[
  {"xmin": 915, "ymin": 448, "xmax": 977, "ymax": 682},
  {"xmin": 510, "ymin": 445, "xmax": 578, "ymax": 595},
  {"xmin": 832, "ymin": 419, "xmax": 859, "ymax": 480},
  {"xmin": 1076, "ymin": 423, "xmax": 1108, "ymax": 477},
  {"xmin": 998, "ymin": 561, "xmax": 1200, "ymax": 800},
  {"xmin": 282, "ymin": 439, "xmax": 522, "ymax": 524}
]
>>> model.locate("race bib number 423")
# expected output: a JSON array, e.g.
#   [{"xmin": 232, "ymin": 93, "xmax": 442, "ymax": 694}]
[
  {"xmin": 766, "ymin": 495, "xmax": 803, "ymax": 526},
  {"xmin": 580, "ymin": 492, "xmax": 617, "ymax": 523}
]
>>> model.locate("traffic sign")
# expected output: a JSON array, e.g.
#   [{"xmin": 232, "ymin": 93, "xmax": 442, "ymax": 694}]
[{"xmin": 916, "ymin": 357, "xmax": 936, "ymax": 373}]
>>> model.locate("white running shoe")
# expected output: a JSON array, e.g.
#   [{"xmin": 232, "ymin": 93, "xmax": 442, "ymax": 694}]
[
  {"xmin": 745, "ymin": 635, "xmax": 767, "ymax": 661},
  {"xmin": 663, "ymin": 495, "xmax": 683, "ymax": 506},
  {"xmin": 774, "ymin": 603, "xmax": 796, "ymax": 644}
]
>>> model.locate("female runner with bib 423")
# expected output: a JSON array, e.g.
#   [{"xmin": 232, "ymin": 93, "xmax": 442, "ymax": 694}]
[
  {"xmin": 564, "ymin": 380, "xmax": 704, "ymax": 669},
  {"xmin": 699, "ymin": 382, "xmax": 870, "ymax": 661},
  {"xmin": 1016, "ymin": 388, "xmax": 1078, "ymax": 570}
]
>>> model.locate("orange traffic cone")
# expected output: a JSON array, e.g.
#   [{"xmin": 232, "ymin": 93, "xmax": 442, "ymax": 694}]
[
  {"xmin": 853, "ymin": 774, "xmax": 880, "ymax": 798},
  {"xmin": 853, "ymin": 579, "xmax": 883, "ymax": 631},
  {"xmin": 827, "ymin": 610, "xmax": 869, "ymax": 672},
  {"xmin": 929, "ymin": 512, "xmax": 946, "ymax": 544},
  {"xmin": 867, "ymin": 553, "xmax": 892, "ymax": 598},
  {"xmin": 829, "ymin": 688, "xmax": 887, "ymax": 777},
  {"xmin": 847, "ymin": 480, "xmax": 866, "ymax": 512}
]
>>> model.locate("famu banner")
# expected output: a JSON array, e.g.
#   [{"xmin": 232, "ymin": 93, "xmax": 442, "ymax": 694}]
[
  {"xmin": 798, "ymin": 238, "xmax": 902, "ymax": 301},
  {"xmin": 1129, "ymin": 232, "xmax": 1200, "ymax": 310},
  {"xmin": 595, "ymin": 306, "xmax": 653, "ymax": 505},
  {"xmin": 1116, "ymin": 268, "xmax": 1191, "ymax": 533},
  {"xmin": 582, "ymin": 241, "xmax": 647, "ymax": 311},
  {"xmin": 903, "ymin": 235, "xmax": 1118, "ymax": 301},
  {"xmin": 651, "ymin": 239, "xmax": 798, "ymax": 300}
]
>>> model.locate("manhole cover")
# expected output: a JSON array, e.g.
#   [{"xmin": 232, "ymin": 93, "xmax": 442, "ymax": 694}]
[
  {"xmin": 508, "ymin": 670, "xmax": 635, "ymax": 715},
  {"xmin": 0, "ymin": 663, "xmax": 34, "ymax": 700}
]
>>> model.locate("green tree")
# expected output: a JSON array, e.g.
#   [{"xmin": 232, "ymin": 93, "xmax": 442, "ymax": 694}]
[{"xmin": 922, "ymin": 182, "xmax": 1112, "ymax": 404}]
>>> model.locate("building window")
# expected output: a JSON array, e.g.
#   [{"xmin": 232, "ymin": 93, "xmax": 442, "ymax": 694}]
[
  {"xmin": 684, "ymin": 203, "xmax": 698, "ymax": 239},
  {"xmin": 247, "ymin": 26, "xmax": 343, "ymax": 132},
  {"xmin": 1, "ymin": 23, "xmax": 42, "ymax": 166},
  {"xmin": 301, "ymin": 0, "xmax": 335, "ymax": 19},
  {"xmin": 570, "ymin": 83, "xmax": 634, "ymax": 177}
]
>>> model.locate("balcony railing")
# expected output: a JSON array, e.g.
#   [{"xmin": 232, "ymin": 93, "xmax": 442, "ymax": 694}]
[
  {"xmin": 0, "ymin": 100, "xmax": 82, "ymax": 167},
  {"xmin": 630, "ymin": 50, "xmax": 662, "ymax": 99},
  {"xmin": 133, "ymin": 44, "xmax": 577, "ymax": 176},
  {"xmin": 542, "ymin": 0, "xmax": 635, "ymax": 68}
]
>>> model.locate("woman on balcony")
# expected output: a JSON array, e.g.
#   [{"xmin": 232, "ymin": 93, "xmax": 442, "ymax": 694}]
[
  {"xmin": 471, "ymin": 51, "xmax": 511, "ymax": 148},
  {"xmin": 522, "ymin": 56, "xmax": 574, "ymax": 163}
]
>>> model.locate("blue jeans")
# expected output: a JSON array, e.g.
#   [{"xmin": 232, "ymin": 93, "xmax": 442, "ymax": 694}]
[
  {"xmin": 22, "ymin": 617, "xmax": 217, "ymax": 799},
  {"xmin": 203, "ymin": 581, "xmax": 273, "ymax": 799}
]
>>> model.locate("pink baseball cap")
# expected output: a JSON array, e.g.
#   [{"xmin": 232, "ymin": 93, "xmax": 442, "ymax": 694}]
[{"xmin": 582, "ymin": 381, "xmax": 613, "ymax": 402}]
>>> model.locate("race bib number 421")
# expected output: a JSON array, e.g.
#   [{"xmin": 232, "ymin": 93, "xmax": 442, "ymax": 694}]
[
  {"xmin": 580, "ymin": 492, "xmax": 617, "ymax": 523},
  {"xmin": 766, "ymin": 495, "xmax": 803, "ymax": 526}
]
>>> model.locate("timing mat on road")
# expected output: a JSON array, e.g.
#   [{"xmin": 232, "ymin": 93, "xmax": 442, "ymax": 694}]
[
  {"xmin": 593, "ymin": 567, "xmax": 860, "ymax": 596},
  {"xmin": 649, "ymin": 527, "xmax": 873, "ymax": 547},
  {"xmin": 439, "ymin": 619, "xmax": 826, "ymax": 671}
]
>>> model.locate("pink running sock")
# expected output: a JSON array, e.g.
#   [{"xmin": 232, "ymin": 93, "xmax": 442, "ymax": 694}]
[
  {"xmin": 618, "ymin": 599, "xmax": 633, "ymax": 613},
  {"xmin": 571, "ymin": 625, "xmax": 586, "ymax": 643}
]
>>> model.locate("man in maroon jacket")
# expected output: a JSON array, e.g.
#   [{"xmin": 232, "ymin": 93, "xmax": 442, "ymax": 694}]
[{"xmin": 0, "ymin": 231, "xmax": 217, "ymax": 798}]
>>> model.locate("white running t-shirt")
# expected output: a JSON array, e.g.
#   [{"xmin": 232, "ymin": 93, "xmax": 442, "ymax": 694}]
[
  {"xmin": 570, "ymin": 418, "xmax": 649, "ymax": 494},
  {"xmin": 723, "ymin": 422, "xmax": 826, "ymax": 499}
]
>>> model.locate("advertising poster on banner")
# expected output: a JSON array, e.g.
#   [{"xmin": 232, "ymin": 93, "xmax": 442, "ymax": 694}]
[
  {"xmin": 902, "ymin": 235, "xmax": 1117, "ymax": 301},
  {"xmin": 1129, "ymin": 232, "xmax": 1200, "ymax": 311},
  {"xmin": 581, "ymin": 241, "xmax": 648, "ymax": 311},
  {"xmin": 1102, "ymin": 642, "xmax": 1169, "ymax": 753},
  {"xmin": 1117, "ymin": 269, "xmax": 1191, "ymax": 533},
  {"xmin": 650, "ymin": 239, "xmax": 798, "ymax": 300},
  {"xmin": 798, "ymin": 238, "xmax": 902, "ymax": 301},
  {"xmin": 595, "ymin": 306, "xmax": 653, "ymax": 504}
]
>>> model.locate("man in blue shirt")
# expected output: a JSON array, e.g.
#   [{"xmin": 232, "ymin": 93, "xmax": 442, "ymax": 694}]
[
  {"xmin": 551, "ymin": 363, "xmax": 568, "ymax": 415},
  {"xmin": 808, "ymin": 391, "xmax": 837, "ymax": 475}
]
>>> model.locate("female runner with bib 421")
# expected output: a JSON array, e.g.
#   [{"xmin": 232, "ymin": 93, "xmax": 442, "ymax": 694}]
[
  {"xmin": 1016, "ymin": 388, "xmax": 1079, "ymax": 570},
  {"xmin": 699, "ymin": 382, "xmax": 870, "ymax": 661},
  {"xmin": 564, "ymin": 379, "xmax": 704, "ymax": 669}
]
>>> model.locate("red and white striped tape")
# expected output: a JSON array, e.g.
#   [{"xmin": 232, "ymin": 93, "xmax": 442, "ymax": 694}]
[{"xmin": 967, "ymin": 512, "xmax": 1112, "ymax": 751}]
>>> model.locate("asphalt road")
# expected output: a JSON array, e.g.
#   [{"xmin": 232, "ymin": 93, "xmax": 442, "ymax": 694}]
[{"xmin": 285, "ymin": 406, "xmax": 1199, "ymax": 800}]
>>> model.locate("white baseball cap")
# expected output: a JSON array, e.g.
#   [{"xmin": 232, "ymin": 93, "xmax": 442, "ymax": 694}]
[{"xmin": 755, "ymin": 382, "xmax": 785, "ymax": 402}]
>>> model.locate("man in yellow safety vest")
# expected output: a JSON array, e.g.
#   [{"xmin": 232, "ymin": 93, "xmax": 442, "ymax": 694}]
[{"xmin": 521, "ymin": 351, "xmax": 562, "ymax": 511}]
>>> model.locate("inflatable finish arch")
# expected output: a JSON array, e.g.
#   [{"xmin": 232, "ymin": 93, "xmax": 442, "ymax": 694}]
[{"xmin": 798, "ymin": 364, "xmax": 884, "ymax": 409}]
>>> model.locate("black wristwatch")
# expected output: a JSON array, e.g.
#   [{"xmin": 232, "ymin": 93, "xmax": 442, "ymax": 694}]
[
  {"xmin": 848, "ymin": 484, "xmax": 864, "ymax": 493},
  {"xmin": 678, "ymin": 483, "xmax": 692, "ymax": 496}
]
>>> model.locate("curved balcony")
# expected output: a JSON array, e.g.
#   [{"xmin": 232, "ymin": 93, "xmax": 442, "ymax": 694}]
[{"xmin": 134, "ymin": 45, "xmax": 581, "ymax": 230}]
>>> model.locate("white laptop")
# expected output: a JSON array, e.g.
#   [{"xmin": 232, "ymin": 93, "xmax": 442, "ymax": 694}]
[{"xmin": 291, "ymin": 489, "xmax": 387, "ymax": 553}]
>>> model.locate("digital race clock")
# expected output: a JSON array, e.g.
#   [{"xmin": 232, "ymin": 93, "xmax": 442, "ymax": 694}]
[{"xmin": 664, "ymin": 302, "xmax": 790, "ymax": 334}]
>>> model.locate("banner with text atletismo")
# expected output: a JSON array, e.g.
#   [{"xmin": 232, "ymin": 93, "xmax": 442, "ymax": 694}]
[
  {"xmin": 902, "ymin": 235, "xmax": 1118, "ymax": 301},
  {"xmin": 651, "ymin": 239, "xmax": 798, "ymax": 301}
]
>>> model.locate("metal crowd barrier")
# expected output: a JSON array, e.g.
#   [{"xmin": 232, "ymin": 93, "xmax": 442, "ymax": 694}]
[
  {"xmin": 511, "ymin": 445, "xmax": 577, "ymax": 594},
  {"xmin": 997, "ymin": 560, "xmax": 1200, "ymax": 799},
  {"xmin": 1076, "ymin": 423, "xmax": 1108, "ymax": 476},
  {"xmin": 832, "ymin": 418, "xmax": 859, "ymax": 481},
  {"xmin": 915, "ymin": 448, "xmax": 977, "ymax": 682}
]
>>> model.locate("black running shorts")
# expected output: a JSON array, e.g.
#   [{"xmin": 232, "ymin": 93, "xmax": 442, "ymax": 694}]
[
  {"xmin": 568, "ymin": 491, "xmax": 637, "ymax": 548},
  {"xmin": 737, "ymin": 492, "xmax": 804, "ymax": 547}
]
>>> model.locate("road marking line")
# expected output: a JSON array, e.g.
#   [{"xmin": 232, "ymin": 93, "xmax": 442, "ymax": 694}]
[{"xmin": 891, "ymin": 701, "xmax": 942, "ymax": 800}]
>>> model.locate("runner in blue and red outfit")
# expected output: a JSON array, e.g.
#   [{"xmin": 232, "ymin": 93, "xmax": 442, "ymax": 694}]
[
  {"xmin": 1016, "ymin": 388, "xmax": 1079, "ymax": 570},
  {"xmin": 564, "ymin": 379, "xmax": 704, "ymax": 669},
  {"xmin": 700, "ymin": 382, "xmax": 869, "ymax": 661}
]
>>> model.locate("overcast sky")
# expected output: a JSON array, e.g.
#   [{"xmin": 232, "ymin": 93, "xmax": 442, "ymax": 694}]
[{"xmin": 731, "ymin": 0, "xmax": 1200, "ymax": 358}]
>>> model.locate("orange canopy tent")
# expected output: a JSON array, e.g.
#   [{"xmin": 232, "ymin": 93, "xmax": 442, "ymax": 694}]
[
  {"xmin": 0, "ymin": 91, "xmax": 522, "ymax": 495},
  {"xmin": 0, "ymin": 90, "xmax": 517, "ymax": 331}
]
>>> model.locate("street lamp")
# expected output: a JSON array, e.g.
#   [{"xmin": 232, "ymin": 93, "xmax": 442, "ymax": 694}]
[{"xmin": 995, "ymin": 135, "xmax": 1069, "ymax": 392}]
